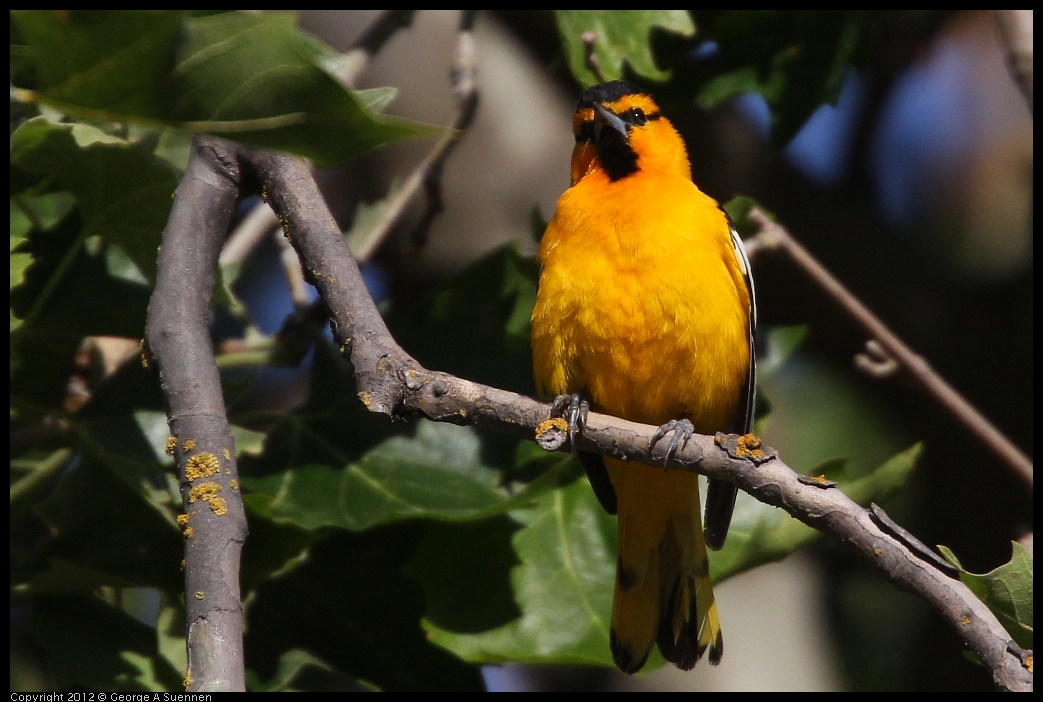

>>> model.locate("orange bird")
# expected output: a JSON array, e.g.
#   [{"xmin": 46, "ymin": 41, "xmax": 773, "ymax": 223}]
[{"xmin": 531, "ymin": 81, "xmax": 756, "ymax": 673}]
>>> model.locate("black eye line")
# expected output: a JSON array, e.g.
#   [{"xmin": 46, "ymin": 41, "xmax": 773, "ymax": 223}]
[{"xmin": 573, "ymin": 108, "xmax": 662, "ymax": 143}]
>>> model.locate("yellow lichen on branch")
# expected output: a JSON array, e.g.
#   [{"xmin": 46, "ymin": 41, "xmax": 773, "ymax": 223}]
[
  {"xmin": 188, "ymin": 482, "xmax": 221, "ymax": 504},
  {"xmin": 185, "ymin": 453, "xmax": 220, "ymax": 481}
]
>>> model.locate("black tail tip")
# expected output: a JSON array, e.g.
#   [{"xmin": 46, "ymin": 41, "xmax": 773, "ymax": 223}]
[
  {"xmin": 709, "ymin": 630, "xmax": 724, "ymax": 666},
  {"xmin": 610, "ymin": 628, "xmax": 649, "ymax": 675}
]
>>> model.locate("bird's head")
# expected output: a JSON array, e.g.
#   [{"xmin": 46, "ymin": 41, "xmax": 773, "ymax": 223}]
[{"xmin": 570, "ymin": 81, "xmax": 691, "ymax": 186}]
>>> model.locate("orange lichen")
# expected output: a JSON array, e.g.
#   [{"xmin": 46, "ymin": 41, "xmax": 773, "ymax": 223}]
[
  {"xmin": 229, "ymin": 479, "xmax": 239, "ymax": 490},
  {"xmin": 716, "ymin": 432, "xmax": 775, "ymax": 463},
  {"xmin": 734, "ymin": 433, "xmax": 767, "ymax": 460},
  {"xmin": 195, "ymin": 591, "xmax": 204, "ymax": 600},
  {"xmin": 184, "ymin": 453, "xmax": 220, "ymax": 481},
  {"xmin": 183, "ymin": 527, "xmax": 194, "ymax": 539},
  {"xmin": 222, "ymin": 449, "xmax": 231, "ymax": 460},
  {"xmin": 166, "ymin": 436, "xmax": 178, "ymax": 456},
  {"xmin": 536, "ymin": 417, "xmax": 569, "ymax": 439},
  {"xmin": 176, "ymin": 514, "xmax": 189, "ymax": 528},
  {"xmin": 183, "ymin": 670, "xmax": 192, "ymax": 689},
  {"xmin": 182, "ymin": 439, "xmax": 197, "ymax": 453},
  {"xmin": 209, "ymin": 497, "xmax": 228, "ymax": 516},
  {"xmin": 962, "ymin": 615, "xmax": 971, "ymax": 626},
  {"xmin": 188, "ymin": 482, "xmax": 221, "ymax": 504}
]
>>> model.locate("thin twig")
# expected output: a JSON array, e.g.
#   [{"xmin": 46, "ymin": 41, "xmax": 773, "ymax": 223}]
[
  {"xmin": 582, "ymin": 30, "xmax": 607, "ymax": 84},
  {"xmin": 145, "ymin": 136, "xmax": 248, "ymax": 693},
  {"xmin": 854, "ymin": 339, "xmax": 900, "ymax": 379},
  {"xmin": 743, "ymin": 207, "xmax": 1033, "ymax": 489},
  {"xmin": 238, "ymin": 149, "xmax": 1031, "ymax": 690},
  {"xmin": 218, "ymin": 201, "xmax": 278, "ymax": 268},
  {"xmin": 275, "ymin": 227, "xmax": 311, "ymax": 307},
  {"xmin": 995, "ymin": 10, "xmax": 1033, "ymax": 114},
  {"xmin": 354, "ymin": 10, "xmax": 480, "ymax": 262},
  {"xmin": 334, "ymin": 10, "xmax": 416, "ymax": 88}
]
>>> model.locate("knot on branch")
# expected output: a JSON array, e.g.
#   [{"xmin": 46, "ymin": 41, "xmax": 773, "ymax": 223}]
[
  {"xmin": 715, "ymin": 432, "xmax": 777, "ymax": 464},
  {"xmin": 353, "ymin": 348, "xmax": 427, "ymax": 421},
  {"xmin": 535, "ymin": 417, "xmax": 569, "ymax": 452}
]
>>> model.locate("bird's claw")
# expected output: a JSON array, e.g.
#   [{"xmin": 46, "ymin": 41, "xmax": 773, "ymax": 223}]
[
  {"xmin": 650, "ymin": 418, "xmax": 695, "ymax": 466},
  {"xmin": 551, "ymin": 393, "xmax": 589, "ymax": 451}
]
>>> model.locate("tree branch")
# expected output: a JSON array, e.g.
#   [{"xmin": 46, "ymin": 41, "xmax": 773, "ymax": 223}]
[
  {"xmin": 145, "ymin": 136, "xmax": 249, "ymax": 693},
  {"xmin": 240, "ymin": 149, "xmax": 1031, "ymax": 691},
  {"xmin": 354, "ymin": 10, "xmax": 480, "ymax": 262},
  {"xmin": 743, "ymin": 208, "xmax": 1033, "ymax": 490}
]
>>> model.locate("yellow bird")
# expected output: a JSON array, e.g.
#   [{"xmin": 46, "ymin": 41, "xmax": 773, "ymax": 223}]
[{"xmin": 531, "ymin": 81, "xmax": 756, "ymax": 673}]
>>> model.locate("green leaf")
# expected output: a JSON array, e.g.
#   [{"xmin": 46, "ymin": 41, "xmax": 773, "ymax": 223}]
[
  {"xmin": 424, "ymin": 479, "xmax": 617, "ymax": 667},
  {"xmin": 240, "ymin": 495, "xmax": 317, "ymax": 593},
  {"xmin": 10, "ymin": 448, "xmax": 75, "ymax": 520},
  {"xmin": 12, "ymin": 10, "xmax": 186, "ymax": 117},
  {"xmin": 938, "ymin": 542, "xmax": 1033, "ymax": 650},
  {"xmin": 27, "ymin": 594, "xmax": 183, "ymax": 692},
  {"xmin": 386, "ymin": 244, "xmax": 539, "ymax": 395},
  {"xmin": 11, "ymin": 11, "xmax": 430, "ymax": 166},
  {"xmin": 244, "ymin": 526, "xmax": 484, "ymax": 691},
  {"xmin": 247, "ymin": 649, "xmax": 377, "ymax": 692},
  {"xmin": 404, "ymin": 518, "xmax": 522, "ymax": 634},
  {"xmin": 11, "ymin": 117, "xmax": 179, "ymax": 284},
  {"xmin": 248, "ymin": 420, "xmax": 573, "ymax": 531},
  {"xmin": 556, "ymin": 10, "xmax": 696, "ymax": 86},
  {"xmin": 10, "ymin": 214, "xmax": 152, "ymax": 413},
  {"xmin": 31, "ymin": 456, "xmax": 182, "ymax": 592},
  {"xmin": 11, "ymin": 191, "xmax": 78, "ymax": 237}
]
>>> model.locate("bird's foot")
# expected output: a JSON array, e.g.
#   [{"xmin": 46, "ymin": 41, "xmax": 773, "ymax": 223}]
[
  {"xmin": 650, "ymin": 418, "xmax": 695, "ymax": 466},
  {"xmin": 551, "ymin": 393, "xmax": 589, "ymax": 451}
]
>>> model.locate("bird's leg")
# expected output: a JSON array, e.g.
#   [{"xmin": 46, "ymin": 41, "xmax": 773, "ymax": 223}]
[
  {"xmin": 551, "ymin": 392, "xmax": 589, "ymax": 451},
  {"xmin": 649, "ymin": 418, "xmax": 695, "ymax": 467}
]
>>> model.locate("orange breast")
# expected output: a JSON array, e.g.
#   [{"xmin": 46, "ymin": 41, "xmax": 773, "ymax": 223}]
[{"xmin": 531, "ymin": 167, "xmax": 750, "ymax": 432}]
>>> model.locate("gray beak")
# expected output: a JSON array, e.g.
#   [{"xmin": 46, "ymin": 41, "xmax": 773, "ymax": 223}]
[{"xmin": 593, "ymin": 102, "xmax": 629, "ymax": 144}]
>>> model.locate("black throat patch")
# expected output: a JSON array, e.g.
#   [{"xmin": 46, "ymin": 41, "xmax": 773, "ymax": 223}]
[
  {"xmin": 575, "ymin": 81, "xmax": 656, "ymax": 182},
  {"xmin": 596, "ymin": 126, "xmax": 639, "ymax": 182}
]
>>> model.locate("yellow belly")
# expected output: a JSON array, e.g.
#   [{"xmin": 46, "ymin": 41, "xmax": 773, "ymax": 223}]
[{"xmin": 531, "ymin": 168, "xmax": 750, "ymax": 432}]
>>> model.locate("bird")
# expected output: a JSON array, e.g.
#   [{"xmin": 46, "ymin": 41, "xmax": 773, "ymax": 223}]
[{"xmin": 530, "ymin": 81, "xmax": 756, "ymax": 674}]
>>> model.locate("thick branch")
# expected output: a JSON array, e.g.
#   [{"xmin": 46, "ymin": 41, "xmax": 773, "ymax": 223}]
[
  {"xmin": 145, "ymin": 136, "xmax": 248, "ymax": 692},
  {"xmin": 243, "ymin": 150, "xmax": 1030, "ymax": 691},
  {"xmin": 744, "ymin": 208, "xmax": 1033, "ymax": 489}
]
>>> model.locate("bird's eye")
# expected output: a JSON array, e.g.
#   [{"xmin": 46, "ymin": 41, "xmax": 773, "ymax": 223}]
[{"xmin": 627, "ymin": 108, "xmax": 648, "ymax": 126}]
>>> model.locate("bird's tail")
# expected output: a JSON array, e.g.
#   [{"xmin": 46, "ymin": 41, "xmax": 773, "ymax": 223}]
[{"xmin": 606, "ymin": 458, "xmax": 723, "ymax": 673}]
